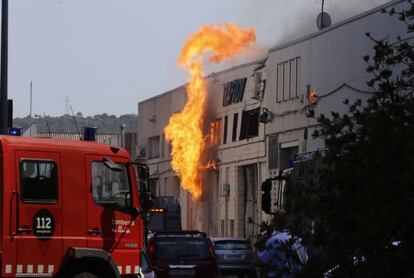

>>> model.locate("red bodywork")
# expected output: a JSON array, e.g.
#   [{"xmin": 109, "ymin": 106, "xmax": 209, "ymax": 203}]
[{"xmin": 0, "ymin": 135, "xmax": 144, "ymax": 277}]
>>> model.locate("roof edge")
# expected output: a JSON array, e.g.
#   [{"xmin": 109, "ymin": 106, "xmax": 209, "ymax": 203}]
[{"xmin": 269, "ymin": 0, "xmax": 406, "ymax": 53}]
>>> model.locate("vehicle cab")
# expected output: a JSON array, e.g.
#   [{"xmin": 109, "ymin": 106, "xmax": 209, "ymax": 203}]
[{"xmin": 0, "ymin": 135, "xmax": 151, "ymax": 277}]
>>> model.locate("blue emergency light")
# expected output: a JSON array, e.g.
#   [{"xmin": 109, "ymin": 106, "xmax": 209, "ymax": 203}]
[
  {"xmin": 9, "ymin": 127, "xmax": 22, "ymax": 136},
  {"xmin": 83, "ymin": 127, "xmax": 97, "ymax": 141}
]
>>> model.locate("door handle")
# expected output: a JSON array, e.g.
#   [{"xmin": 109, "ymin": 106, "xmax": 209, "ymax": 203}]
[{"xmin": 88, "ymin": 228, "xmax": 101, "ymax": 235}]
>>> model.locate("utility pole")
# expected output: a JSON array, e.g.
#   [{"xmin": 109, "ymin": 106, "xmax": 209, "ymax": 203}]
[{"xmin": 0, "ymin": 0, "xmax": 9, "ymax": 134}]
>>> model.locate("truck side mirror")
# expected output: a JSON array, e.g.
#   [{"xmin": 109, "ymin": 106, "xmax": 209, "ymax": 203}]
[
  {"xmin": 103, "ymin": 157, "xmax": 122, "ymax": 172},
  {"xmin": 132, "ymin": 162, "xmax": 153, "ymax": 212}
]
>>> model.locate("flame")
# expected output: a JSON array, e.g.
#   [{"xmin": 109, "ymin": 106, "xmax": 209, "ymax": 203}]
[
  {"xmin": 205, "ymin": 160, "xmax": 218, "ymax": 170},
  {"xmin": 164, "ymin": 23, "xmax": 256, "ymax": 201}
]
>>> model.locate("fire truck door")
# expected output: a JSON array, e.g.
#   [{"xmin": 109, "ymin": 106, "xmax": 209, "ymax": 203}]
[
  {"xmin": 14, "ymin": 151, "xmax": 62, "ymax": 276},
  {"xmin": 86, "ymin": 155, "xmax": 141, "ymax": 272}
]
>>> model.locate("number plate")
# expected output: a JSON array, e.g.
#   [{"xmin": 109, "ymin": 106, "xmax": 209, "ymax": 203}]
[
  {"xmin": 169, "ymin": 268, "xmax": 195, "ymax": 276},
  {"xmin": 225, "ymin": 254, "xmax": 244, "ymax": 260}
]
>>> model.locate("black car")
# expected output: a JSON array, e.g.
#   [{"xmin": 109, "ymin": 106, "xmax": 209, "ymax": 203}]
[
  {"xmin": 212, "ymin": 238, "xmax": 257, "ymax": 277},
  {"xmin": 147, "ymin": 230, "xmax": 220, "ymax": 278}
]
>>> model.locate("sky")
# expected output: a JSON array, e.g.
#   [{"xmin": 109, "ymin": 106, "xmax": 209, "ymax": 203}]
[{"xmin": 6, "ymin": 0, "xmax": 390, "ymax": 118}]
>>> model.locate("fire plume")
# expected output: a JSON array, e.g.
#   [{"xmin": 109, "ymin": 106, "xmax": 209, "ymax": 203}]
[{"xmin": 165, "ymin": 23, "xmax": 256, "ymax": 201}]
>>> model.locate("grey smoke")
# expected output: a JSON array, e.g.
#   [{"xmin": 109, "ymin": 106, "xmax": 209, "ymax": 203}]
[
  {"xmin": 204, "ymin": 0, "xmax": 390, "ymax": 74},
  {"xmin": 240, "ymin": 0, "xmax": 391, "ymax": 47}
]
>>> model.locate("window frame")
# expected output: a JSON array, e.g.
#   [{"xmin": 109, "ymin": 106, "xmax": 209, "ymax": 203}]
[
  {"xmin": 20, "ymin": 159, "xmax": 58, "ymax": 204},
  {"xmin": 276, "ymin": 57, "xmax": 300, "ymax": 102},
  {"xmin": 239, "ymin": 108, "xmax": 260, "ymax": 140},
  {"xmin": 232, "ymin": 113, "xmax": 239, "ymax": 142},
  {"xmin": 90, "ymin": 160, "xmax": 134, "ymax": 211}
]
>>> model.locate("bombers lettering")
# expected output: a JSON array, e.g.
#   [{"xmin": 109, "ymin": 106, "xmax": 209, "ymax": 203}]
[{"xmin": 112, "ymin": 219, "xmax": 136, "ymax": 226}]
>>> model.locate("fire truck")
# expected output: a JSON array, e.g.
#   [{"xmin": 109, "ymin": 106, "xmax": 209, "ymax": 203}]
[{"xmin": 0, "ymin": 135, "xmax": 153, "ymax": 277}]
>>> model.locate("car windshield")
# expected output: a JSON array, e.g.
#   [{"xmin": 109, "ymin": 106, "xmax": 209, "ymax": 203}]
[
  {"xmin": 214, "ymin": 240, "xmax": 251, "ymax": 250},
  {"xmin": 154, "ymin": 237, "xmax": 211, "ymax": 261}
]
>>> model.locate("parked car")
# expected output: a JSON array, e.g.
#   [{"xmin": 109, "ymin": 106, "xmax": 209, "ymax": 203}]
[
  {"xmin": 139, "ymin": 250, "xmax": 157, "ymax": 278},
  {"xmin": 147, "ymin": 230, "xmax": 220, "ymax": 278},
  {"xmin": 211, "ymin": 238, "xmax": 257, "ymax": 278}
]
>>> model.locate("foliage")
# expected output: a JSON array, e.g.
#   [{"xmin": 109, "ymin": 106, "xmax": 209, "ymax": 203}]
[
  {"xmin": 287, "ymin": 2, "xmax": 414, "ymax": 277},
  {"xmin": 13, "ymin": 113, "xmax": 138, "ymax": 133}
]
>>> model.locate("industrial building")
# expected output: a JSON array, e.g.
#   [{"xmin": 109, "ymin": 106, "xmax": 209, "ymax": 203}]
[{"xmin": 137, "ymin": 0, "xmax": 407, "ymax": 240}]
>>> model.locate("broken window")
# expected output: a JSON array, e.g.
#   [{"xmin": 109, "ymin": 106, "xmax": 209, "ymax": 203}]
[
  {"xmin": 210, "ymin": 118, "xmax": 223, "ymax": 145},
  {"xmin": 239, "ymin": 108, "xmax": 260, "ymax": 140},
  {"xmin": 222, "ymin": 78, "xmax": 247, "ymax": 106}
]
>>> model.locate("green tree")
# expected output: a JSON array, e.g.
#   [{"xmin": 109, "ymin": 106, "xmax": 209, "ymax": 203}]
[{"xmin": 288, "ymin": 2, "xmax": 414, "ymax": 277}]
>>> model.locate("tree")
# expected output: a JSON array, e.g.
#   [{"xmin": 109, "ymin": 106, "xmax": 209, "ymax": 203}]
[{"xmin": 288, "ymin": 2, "xmax": 414, "ymax": 277}]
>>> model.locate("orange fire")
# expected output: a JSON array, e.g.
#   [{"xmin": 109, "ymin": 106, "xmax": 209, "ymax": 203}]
[{"xmin": 164, "ymin": 23, "xmax": 256, "ymax": 200}]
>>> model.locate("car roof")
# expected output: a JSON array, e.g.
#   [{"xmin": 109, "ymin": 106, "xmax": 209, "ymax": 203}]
[
  {"xmin": 210, "ymin": 237, "xmax": 249, "ymax": 242},
  {"xmin": 153, "ymin": 230, "xmax": 207, "ymax": 238}
]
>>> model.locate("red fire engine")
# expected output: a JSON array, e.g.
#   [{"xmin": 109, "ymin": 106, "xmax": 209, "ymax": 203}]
[{"xmin": 0, "ymin": 135, "xmax": 151, "ymax": 277}]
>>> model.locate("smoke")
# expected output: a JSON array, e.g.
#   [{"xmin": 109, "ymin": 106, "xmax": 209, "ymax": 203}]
[
  {"xmin": 203, "ymin": 0, "xmax": 389, "ymax": 74},
  {"xmin": 238, "ymin": 0, "xmax": 391, "ymax": 47}
]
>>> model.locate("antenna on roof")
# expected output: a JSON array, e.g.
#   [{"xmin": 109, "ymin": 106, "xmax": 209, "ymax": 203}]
[
  {"xmin": 317, "ymin": 0, "xmax": 332, "ymax": 30},
  {"xmin": 70, "ymin": 105, "xmax": 81, "ymax": 140},
  {"xmin": 29, "ymin": 81, "xmax": 33, "ymax": 136},
  {"xmin": 43, "ymin": 112, "xmax": 51, "ymax": 138}
]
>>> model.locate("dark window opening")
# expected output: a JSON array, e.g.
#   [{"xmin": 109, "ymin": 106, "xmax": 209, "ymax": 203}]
[
  {"xmin": 21, "ymin": 160, "xmax": 58, "ymax": 203},
  {"xmin": 279, "ymin": 146, "xmax": 299, "ymax": 171},
  {"xmin": 239, "ymin": 108, "xmax": 260, "ymax": 140},
  {"xmin": 232, "ymin": 113, "xmax": 238, "ymax": 142},
  {"xmin": 223, "ymin": 116, "xmax": 228, "ymax": 144}
]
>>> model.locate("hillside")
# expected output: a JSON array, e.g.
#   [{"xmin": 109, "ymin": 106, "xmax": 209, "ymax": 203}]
[{"xmin": 13, "ymin": 113, "xmax": 138, "ymax": 133}]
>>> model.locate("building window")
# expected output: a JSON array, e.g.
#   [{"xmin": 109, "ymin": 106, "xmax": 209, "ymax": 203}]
[
  {"xmin": 239, "ymin": 108, "xmax": 260, "ymax": 140},
  {"xmin": 221, "ymin": 219, "xmax": 225, "ymax": 236},
  {"xmin": 230, "ymin": 219, "xmax": 235, "ymax": 237},
  {"xmin": 20, "ymin": 160, "xmax": 58, "ymax": 203},
  {"xmin": 232, "ymin": 113, "xmax": 238, "ymax": 142},
  {"xmin": 268, "ymin": 135, "xmax": 279, "ymax": 170},
  {"xmin": 279, "ymin": 143, "xmax": 299, "ymax": 171},
  {"xmin": 223, "ymin": 78, "xmax": 247, "ymax": 106},
  {"xmin": 210, "ymin": 118, "xmax": 223, "ymax": 145},
  {"xmin": 161, "ymin": 134, "xmax": 165, "ymax": 158},
  {"xmin": 276, "ymin": 57, "xmax": 300, "ymax": 102},
  {"xmin": 253, "ymin": 72, "xmax": 266, "ymax": 100},
  {"xmin": 223, "ymin": 115, "xmax": 228, "ymax": 145},
  {"xmin": 148, "ymin": 136, "xmax": 160, "ymax": 159}
]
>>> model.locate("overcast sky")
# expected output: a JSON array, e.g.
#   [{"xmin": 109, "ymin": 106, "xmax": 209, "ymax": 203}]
[{"xmin": 7, "ymin": 0, "xmax": 390, "ymax": 117}]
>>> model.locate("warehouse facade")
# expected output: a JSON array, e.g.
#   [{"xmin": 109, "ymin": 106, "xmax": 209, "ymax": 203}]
[{"xmin": 137, "ymin": 0, "xmax": 407, "ymax": 240}]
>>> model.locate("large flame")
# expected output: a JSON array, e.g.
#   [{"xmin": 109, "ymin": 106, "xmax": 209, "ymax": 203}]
[{"xmin": 164, "ymin": 23, "xmax": 256, "ymax": 201}]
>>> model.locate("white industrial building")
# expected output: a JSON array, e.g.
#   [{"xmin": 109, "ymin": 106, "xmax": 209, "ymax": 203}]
[{"xmin": 137, "ymin": 0, "xmax": 407, "ymax": 240}]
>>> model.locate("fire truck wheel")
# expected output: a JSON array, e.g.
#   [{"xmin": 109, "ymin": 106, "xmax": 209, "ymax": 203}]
[{"xmin": 71, "ymin": 272, "xmax": 98, "ymax": 278}]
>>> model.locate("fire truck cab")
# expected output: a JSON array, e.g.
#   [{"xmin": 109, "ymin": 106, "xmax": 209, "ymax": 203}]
[{"xmin": 0, "ymin": 135, "xmax": 150, "ymax": 277}]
